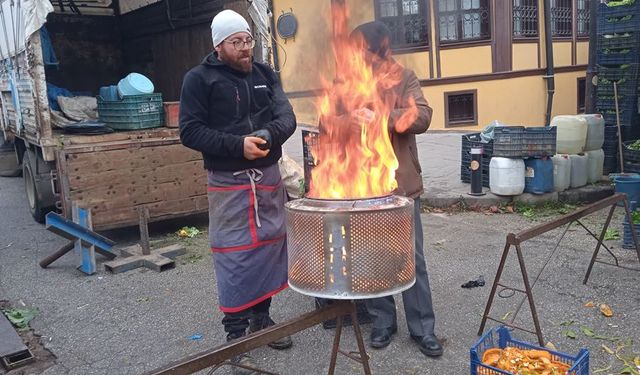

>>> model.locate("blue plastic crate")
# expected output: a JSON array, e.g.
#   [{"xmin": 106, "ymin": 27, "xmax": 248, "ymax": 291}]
[
  {"xmin": 596, "ymin": 64, "xmax": 639, "ymax": 99},
  {"xmin": 470, "ymin": 326, "xmax": 589, "ymax": 375},
  {"xmin": 597, "ymin": 33, "xmax": 640, "ymax": 65},
  {"xmin": 598, "ymin": 2, "xmax": 640, "ymax": 34}
]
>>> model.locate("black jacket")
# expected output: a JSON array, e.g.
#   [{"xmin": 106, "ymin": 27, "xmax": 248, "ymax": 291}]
[{"xmin": 179, "ymin": 53, "xmax": 296, "ymax": 171}]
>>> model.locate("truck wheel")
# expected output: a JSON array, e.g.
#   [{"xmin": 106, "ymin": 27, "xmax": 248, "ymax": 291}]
[{"xmin": 22, "ymin": 150, "xmax": 55, "ymax": 223}]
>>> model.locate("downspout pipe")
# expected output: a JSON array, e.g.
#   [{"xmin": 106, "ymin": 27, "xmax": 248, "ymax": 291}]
[
  {"xmin": 542, "ymin": 0, "xmax": 555, "ymax": 126},
  {"xmin": 584, "ymin": 0, "xmax": 598, "ymax": 114}
]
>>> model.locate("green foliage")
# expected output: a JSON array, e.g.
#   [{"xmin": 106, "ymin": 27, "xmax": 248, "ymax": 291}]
[{"xmin": 1, "ymin": 308, "xmax": 38, "ymax": 330}]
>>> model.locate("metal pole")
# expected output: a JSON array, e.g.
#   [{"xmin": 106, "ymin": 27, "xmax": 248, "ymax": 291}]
[
  {"xmin": 584, "ymin": 0, "xmax": 598, "ymax": 113},
  {"xmin": 542, "ymin": 0, "xmax": 555, "ymax": 125},
  {"xmin": 514, "ymin": 244, "xmax": 544, "ymax": 346},
  {"xmin": 478, "ymin": 241, "xmax": 512, "ymax": 336}
]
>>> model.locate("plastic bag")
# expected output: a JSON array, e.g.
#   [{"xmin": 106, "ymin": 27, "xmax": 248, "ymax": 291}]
[
  {"xmin": 278, "ymin": 154, "xmax": 305, "ymax": 199},
  {"xmin": 480, "ymin": 120, "xmax": 509, "ymax": 142}
]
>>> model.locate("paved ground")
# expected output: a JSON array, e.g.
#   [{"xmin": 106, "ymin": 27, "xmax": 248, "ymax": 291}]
[{"xmin": 0, "ymin": 132, "xmax": 637, "ymax": 375}]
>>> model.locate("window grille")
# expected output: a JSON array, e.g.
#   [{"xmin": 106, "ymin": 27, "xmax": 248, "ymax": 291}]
[
  {"xmin": 576, "ymin": 0, "xmax": 590, "ymax": 37},
  {"xmin": 445, "ymin": 90, "xmax": 477, "ymax": 126},
  {"xmin": 376, "ymin": 0, "xmax": 429, "ymax": 48},
  {"xmin": 437, "ymin": 0, "xmax": 491, "ymax": 43},
  {"xmin": 513, "ymin": 0, "xmax": 538, "ymax": 38},
  {"xmin": 551, "ymin": 0, "xmax": 572, "ymax": 37}
]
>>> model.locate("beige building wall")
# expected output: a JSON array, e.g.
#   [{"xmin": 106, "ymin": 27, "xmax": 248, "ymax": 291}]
[
  {"xmin": 512, "ymin": 43, "xmax": 539, "ymax": 71},
  {"xmin": 395, "ymin": 52, "xmax": 430, "ymax": 80},
  {"xmin": 439, "ymin": 46, "xmax": 492, "ymax": 77},
  {"xmin": 272, "ymin": 0, "xmax": 333, "ymax": 93},
  {"xmin": 576, "ymin": 41, "xmax": 589, "ymax": 65},
  {"xmin": 552, "ymin": 41, "xmax": 573, "ymax": 67}
]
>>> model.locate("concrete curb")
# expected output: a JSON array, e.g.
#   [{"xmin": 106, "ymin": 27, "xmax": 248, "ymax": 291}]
[{"xmin": 422, "ymin": 183, "xmax": 615, "ymax": 208}]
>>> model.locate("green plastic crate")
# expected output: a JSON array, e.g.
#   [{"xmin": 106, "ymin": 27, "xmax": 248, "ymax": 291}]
[{"xmin": 97, "ymin": 94, "xmax": 164, "ymax": 130}]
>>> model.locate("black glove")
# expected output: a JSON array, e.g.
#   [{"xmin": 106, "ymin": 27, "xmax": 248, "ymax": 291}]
[{"xmin": 249, "ymin": 129, "xmax": 272, "ymax": 150}]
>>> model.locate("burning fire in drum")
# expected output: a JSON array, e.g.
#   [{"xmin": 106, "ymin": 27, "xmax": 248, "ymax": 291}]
[
  {"xmin": 285, "ymin": 195, "xmax": 415, "ymax": 299},
  {"xmin": 285, "ymin": 3, "xmax": 420, "ymax": 299}
]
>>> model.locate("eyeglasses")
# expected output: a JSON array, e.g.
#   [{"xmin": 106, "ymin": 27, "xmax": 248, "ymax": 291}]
[{"xmin": 224, "ymin": 38, "xmax": 256, "ymax": 51}]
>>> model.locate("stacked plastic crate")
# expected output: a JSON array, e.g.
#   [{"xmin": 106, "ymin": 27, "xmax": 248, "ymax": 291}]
[{"xmin": 595, "ymin": 1, "xmax": 640, "ymax": 174}]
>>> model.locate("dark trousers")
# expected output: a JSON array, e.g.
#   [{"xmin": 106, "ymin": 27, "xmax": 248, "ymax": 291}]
[
  {"xmin": 365, "ymin": 198, "xmax": 436, "ymax": 337},
  {"xmin": 223, "ymin": 298, "xmax": 272, "ymax": 340}
]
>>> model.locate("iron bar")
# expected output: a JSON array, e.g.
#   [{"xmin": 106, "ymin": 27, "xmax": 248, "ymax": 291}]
[
  {"xmin": 146, "ymin": 301, "xmax": 371, "ymax": 375},
  {"xmin": 514, "ymin": 244, "xmax": 544, "ymax": 346},
  {"xmin": 510, "ymin": 222, "xmax": 572, "ymax": 324},
  {"xmin": 512, "ymin": 194, "xmax": 623, "ymax": 243},
  {"xmin": 575, "ymin": 219, "xmax": 617, "ymax": 262},
  {"xmin": 496, "ymin": 284, "xmax": 526, "ymax": 294},
  {"xmin": 478, "ymin": 242, "xmax": 511, "ymax": 336},
  {"xmin": 583, "ymin": 203, "xmax": 616, "ymax": 284}
]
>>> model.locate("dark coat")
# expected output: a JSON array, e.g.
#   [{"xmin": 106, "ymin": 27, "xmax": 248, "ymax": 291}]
[{"xmin": 179, "ymin": 53, "xmax": 296, "ymax": 171}]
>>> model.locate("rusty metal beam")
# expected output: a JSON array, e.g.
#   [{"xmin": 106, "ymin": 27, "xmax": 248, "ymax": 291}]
[
  {"xmin": 145, "ymin": 301, "xmax": 366, "ymax": 375},
  {"xmin": 509, "ymin": 193, "xmax": 624, "ymax": 244}
]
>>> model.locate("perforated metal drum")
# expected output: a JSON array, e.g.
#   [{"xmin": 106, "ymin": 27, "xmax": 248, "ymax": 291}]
[{"xmin": 285, "ymin": 195, "xmax": 416, "ymax": 299}]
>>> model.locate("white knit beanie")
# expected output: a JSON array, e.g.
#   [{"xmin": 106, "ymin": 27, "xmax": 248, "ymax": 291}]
[{"xmin": 211, "ymin": 10, "xmax": 252, "ymax": 48}]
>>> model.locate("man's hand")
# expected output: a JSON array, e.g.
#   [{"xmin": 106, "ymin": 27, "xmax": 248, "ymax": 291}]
[
  {"xmin": 348, "ymin": 108, "xmax": 375, "ymax": 136},
  {"xmin": 243, "ymin": 136, "xmax": 270, "ymax": 160}
]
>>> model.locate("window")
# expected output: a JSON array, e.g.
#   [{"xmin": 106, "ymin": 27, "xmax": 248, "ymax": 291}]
[
  {"xmin": 375, "ymin": 0, "xmax": 429, "ymax": 48},
  {"xmin": 437, "ymin": 0, "xmax": 490, "ymax": 43},
  {"xmin": 445, "ymin": 90, "xmax": 477, "ymax": 127},
  {"xmin": 577, "ymin": 77, "xmax": 586, "ymax": 113},
  {"xmin": 576, "ymin": 0, "xmax": 590, "ymax": 38},
  {"xmin": 550, "ymin": 0, "xmax": 572, "ymax": 37},
  {"xmin": 513, "ymin": 0, "xmax": 538, "ymax": 38}
]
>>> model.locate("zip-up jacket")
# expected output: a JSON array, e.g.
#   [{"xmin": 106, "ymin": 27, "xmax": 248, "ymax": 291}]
[{"xmin": 179, "ymin": 52, "xmax": 296, "ymax": 171}]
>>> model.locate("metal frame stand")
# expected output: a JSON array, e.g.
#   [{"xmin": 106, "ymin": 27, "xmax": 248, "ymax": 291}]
[
  {"xmin": 145, "ymin": 300, "xmax": 372, "ymax": 375},
  {"xmin": 478, "ymin": 193, "xmax": 640, "ymax": 345},
  {"xmin": 41, "ymin": 206, "xmax": 116, "ymax": 275},
  {"xmin": 104, "ymin": 207, "xmax": 186, "ymax": 273}
]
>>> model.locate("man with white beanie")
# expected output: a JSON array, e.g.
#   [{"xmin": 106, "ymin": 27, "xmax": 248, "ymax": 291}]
[{"xmin": 179, "ymin": 9, "xmax": 296, "ymax": 375}]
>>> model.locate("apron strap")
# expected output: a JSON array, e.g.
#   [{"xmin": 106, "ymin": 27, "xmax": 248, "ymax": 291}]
[{"xmin": 233, "ymin": 168, "xmax": 264, "ymax": 228}]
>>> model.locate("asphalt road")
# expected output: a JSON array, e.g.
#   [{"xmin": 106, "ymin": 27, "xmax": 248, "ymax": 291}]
[{"xmin": 1, "ymin": 157, "xmax": 639, "ymax": 374}]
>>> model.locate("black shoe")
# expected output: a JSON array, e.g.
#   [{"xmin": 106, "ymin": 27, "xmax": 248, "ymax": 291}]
[
  {"xmin": 369, "ymin": 326, "xmax": 397, "ymax": 349},
  {"xmin": 411, "ymin": 334, "xmax": 443, "ymax": 357},
  {"xmin": 249, "ymin": 316, "xmax": 293, "ymax": 350}
]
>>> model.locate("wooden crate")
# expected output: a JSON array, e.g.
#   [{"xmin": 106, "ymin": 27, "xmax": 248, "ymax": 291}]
[{"xmin": 56, "ymin": 128, "xmax": 208, "ymax": 230}]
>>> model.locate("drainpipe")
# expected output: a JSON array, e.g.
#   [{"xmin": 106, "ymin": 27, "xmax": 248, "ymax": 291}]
[
  {"xmin": 542, "ymin": 0, "xmax": 555, "ymax": 126},
  {"xmin": 268, "ymin": 0, "xmax": 281, "ymax": 79},
  {"xmin": 584, "ymin": 0, "xmax": 598, "ymax": 114}
]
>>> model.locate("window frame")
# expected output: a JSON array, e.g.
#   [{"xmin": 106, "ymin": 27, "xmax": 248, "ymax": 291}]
[
  {"xmin": 512, "ymin": 0, "xmax": 539, "ymax": 40},
  {"xmin": 435, "ymin": 0, "xmax": 492, "ymax": 46},
  {"xmin": 444, "ymin": 89, "xmax": 478, "ymax": 127},
  {"xmin": 374, "ymin": 0, "xmax": 431, "ymax": 52},
  {"xmin": 577, "ymin": 77, "xmax": 586, "ymax": 113}
]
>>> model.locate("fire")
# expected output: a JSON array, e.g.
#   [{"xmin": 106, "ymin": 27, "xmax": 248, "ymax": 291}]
[{"xmin": 307, "ymin": 3, "xmax": 419, "ymax": 200}]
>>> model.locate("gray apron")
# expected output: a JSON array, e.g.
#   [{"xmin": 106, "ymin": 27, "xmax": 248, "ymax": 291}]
[{"xmin": 207, "ymin": 163, "xmax": 288, "ymax": 312}]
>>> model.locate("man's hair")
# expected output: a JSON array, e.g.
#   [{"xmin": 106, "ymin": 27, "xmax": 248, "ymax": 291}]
[{"xmin": 350, "ymin": 21, "xmax": 392, "ymax": 59}]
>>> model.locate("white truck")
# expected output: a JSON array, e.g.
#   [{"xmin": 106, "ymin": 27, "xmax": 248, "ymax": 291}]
[{"xmin": 0, "ymin": 0, "xmax": 267, "ymax": 230}]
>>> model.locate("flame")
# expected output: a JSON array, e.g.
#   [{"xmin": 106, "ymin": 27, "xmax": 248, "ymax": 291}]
[{"xmin": 307, "ymin": 3, "xmax": 419, "ymax": 200}]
